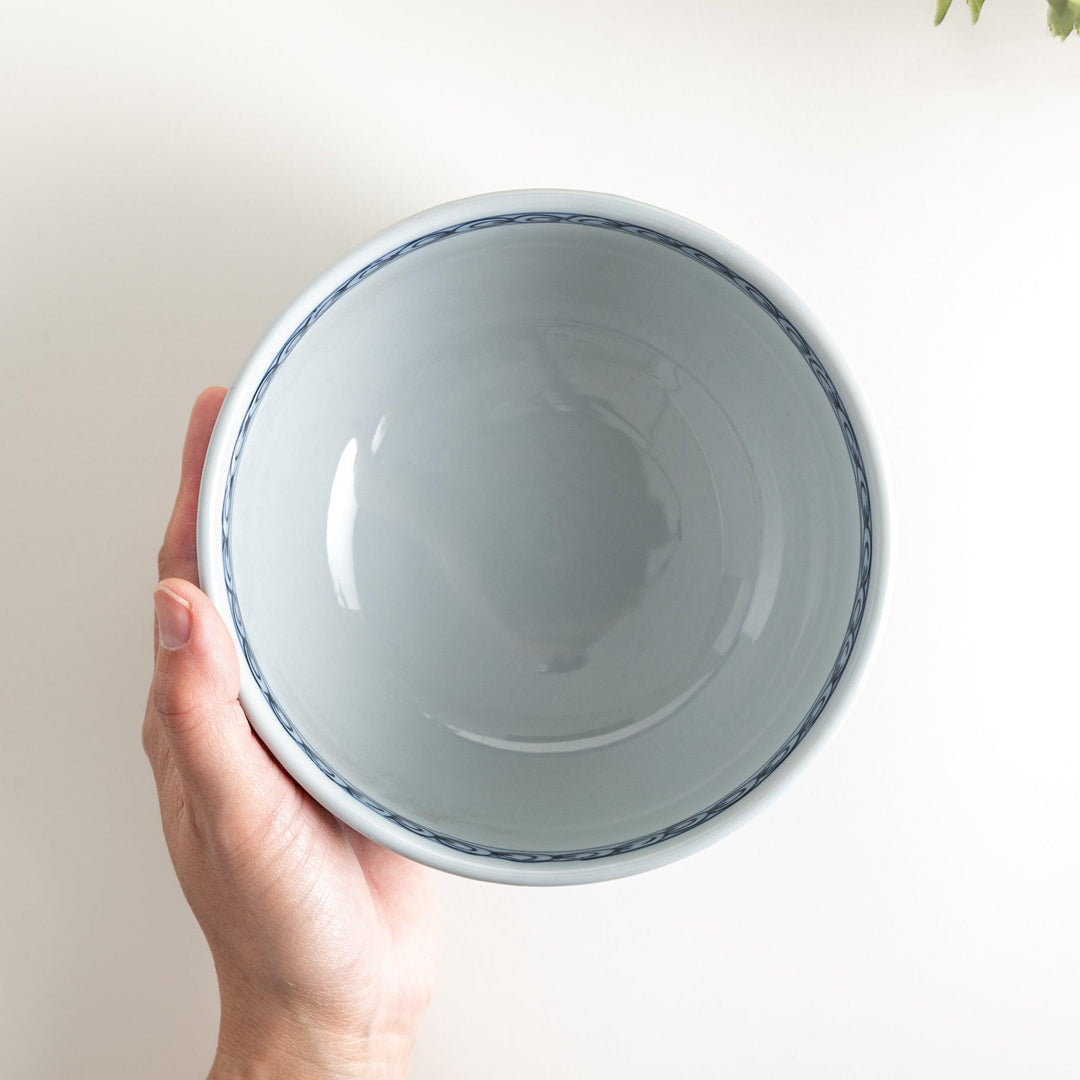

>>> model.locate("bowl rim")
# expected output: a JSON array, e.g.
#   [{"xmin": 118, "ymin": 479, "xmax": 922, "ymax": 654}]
[{"xmin": 197, "ymin": 188, "xmax": 892, "ymax": 886}]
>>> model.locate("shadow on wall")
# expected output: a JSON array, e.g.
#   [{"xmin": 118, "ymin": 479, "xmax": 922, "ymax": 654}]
[{"xmin": 2, "ymin": 94, "xmax": 422, "ymax": 1079}]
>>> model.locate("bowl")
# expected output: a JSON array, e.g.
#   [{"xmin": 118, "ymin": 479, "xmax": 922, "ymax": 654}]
[{"xmin": 197, "ymin": 189, "xmax": 889, "ymax": 885}]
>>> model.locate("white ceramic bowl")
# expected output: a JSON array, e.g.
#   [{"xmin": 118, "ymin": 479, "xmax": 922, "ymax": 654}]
[{"xmin": 197, "ymin": 190, "xmax": 889, "ymax": 885}]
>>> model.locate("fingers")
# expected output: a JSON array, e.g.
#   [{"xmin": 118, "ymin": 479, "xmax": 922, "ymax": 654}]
[
  {"xmin": 148, "ymin": 576, "xmax": 263, "ymax": 826},
  {"xmin": 158, "ymin": 386, "xmax": 228, "ymax": 587},
  {"xmin": 146, "ymin": 388, "xmax": 296, "ymax": 844}
]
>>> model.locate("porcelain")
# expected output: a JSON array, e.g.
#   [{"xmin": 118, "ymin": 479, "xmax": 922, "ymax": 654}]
[{"xmin": 197, "ymin": 190, "xmax": 889, "ymax": 885}]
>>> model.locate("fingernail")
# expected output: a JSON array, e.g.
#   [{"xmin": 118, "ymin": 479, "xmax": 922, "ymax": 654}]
[{"xmin": 154, "ymin": 584, "xmax": 192, "ymax": 650}]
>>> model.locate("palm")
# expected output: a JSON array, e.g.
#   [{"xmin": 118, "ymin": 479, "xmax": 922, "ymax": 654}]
[{"xmin": 208, "ymin": 766, "xmax": 437, "ymax": 1020}]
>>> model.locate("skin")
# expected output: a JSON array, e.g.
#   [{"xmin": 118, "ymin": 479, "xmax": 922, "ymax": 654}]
[{"xmin": 143, "ymin": 388, "xmax": 437, "ymax": 1079}]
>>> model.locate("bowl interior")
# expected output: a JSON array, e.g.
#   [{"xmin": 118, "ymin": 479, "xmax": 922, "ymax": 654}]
[{"xmin": 225, "ymin": 216, "xmax": 864, "ymax": 856}]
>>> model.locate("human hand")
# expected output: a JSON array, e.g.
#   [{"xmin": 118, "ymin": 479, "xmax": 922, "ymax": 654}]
[{"xmin": 143, "ymin": 388, "xmax": 437, "ymax": 1080}]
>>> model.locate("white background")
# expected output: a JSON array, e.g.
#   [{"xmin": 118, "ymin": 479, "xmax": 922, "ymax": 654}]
[{"xmin": 2, "ymin": 2, "xmax": 1078, "ymax": 1076}]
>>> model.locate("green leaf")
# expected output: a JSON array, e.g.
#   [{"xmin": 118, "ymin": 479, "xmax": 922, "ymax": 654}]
[
  {"xmin": 933, "ymin": 0, "xmax": 982, "ymax": 26},
  {"xmin": 1047, "ymin": 0, "xmax": 1080, "ymax": 39},
  {"xmin": 935, "ymin": 0, "xmax": 1080, "ymax": 39}
]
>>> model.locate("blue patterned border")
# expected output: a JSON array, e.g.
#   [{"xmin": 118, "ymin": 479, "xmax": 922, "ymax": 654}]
[{"xmin": 222, "ymin": 212, "xmax": 873, "ymax": 863}]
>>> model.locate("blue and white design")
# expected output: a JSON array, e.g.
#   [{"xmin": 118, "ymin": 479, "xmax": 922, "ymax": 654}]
[{"xmin": 221, "ymin": 212, "xmax": 874, "ymax": 863}]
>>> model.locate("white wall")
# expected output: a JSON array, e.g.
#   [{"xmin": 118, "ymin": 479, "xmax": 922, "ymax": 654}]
[{"xmin": 2, "ymin": 2, "xmax": 1077, "ymax": 1076}]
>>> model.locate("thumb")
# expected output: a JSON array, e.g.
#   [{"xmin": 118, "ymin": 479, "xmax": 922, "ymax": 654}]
[{"xmin": 150, "ymin": 577, "xmax": 260, "ymax": 819}]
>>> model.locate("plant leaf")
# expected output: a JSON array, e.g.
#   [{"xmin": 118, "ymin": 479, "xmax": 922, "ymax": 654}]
[
  {"xmin": 935, "ymin": 0, "xmax": 1080, "ymax": 39},
  {"xmin": 1047, "ymin": 0, "xmax": 1080, "ymax": 38}
]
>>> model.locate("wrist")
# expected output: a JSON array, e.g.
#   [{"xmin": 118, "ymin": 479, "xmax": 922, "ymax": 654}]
[{"xmin": 208, "ymin": 981, "xmax": 420, "ymax": 1080}]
